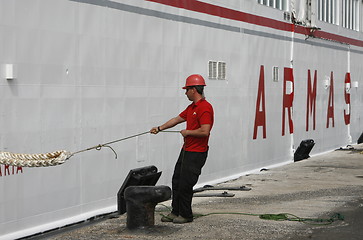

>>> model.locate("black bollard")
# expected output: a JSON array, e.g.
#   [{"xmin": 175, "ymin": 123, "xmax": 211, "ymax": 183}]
[
  {"xmin": 124, "ymin": 185, "xmax": 171, "ymax": 230},
  {"xmin": 117, "ymin": 165, "xmax": 162, "ymax": 215}
]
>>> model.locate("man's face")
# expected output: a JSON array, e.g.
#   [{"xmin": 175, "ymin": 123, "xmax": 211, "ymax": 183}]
[{"xmin": 185, "ymin": 87, "xmax": 194, "ymax": 101}]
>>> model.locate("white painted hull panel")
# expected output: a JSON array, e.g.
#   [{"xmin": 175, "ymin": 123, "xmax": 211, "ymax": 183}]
[{"xmin": 0, "ymin": 0, "xmax": 362, "ymax": 239}]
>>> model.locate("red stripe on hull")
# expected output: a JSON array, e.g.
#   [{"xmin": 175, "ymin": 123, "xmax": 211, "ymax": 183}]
[{"xmin": 146, "ymin": 0, "xmax": 363, "ymax": 47}]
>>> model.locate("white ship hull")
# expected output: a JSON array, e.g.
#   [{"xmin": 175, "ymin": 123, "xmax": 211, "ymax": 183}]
[{"xmin": 0, "ymin": 0, "xmax": 362, "ymax": 239}]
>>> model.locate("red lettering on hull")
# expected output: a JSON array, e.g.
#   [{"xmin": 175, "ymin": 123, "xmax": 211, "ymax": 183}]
[
  {"xmin": 0, "ymin": 165, "xmax": 23, "ymax": 177},
  {"xmin": 253, "ymin": 65, "xmax": 266, "ymax": 139},
  {"xmin": 252, "ymin": 66, "xmax": 352, "ymax": 140},
  {"xmin": 306, "ymin": 70, "xmax": 317, "ymax": 131},
  {"xmin": 326, "ymin": 72, "xmax": 335, "ymax": 128},
  {"xmin": 344, "ymin": 73, "xmax": 351, "ymax": 125},
  {"xmin": 282, "ymin": 68, "xmax": 294, "ymax": 136}
]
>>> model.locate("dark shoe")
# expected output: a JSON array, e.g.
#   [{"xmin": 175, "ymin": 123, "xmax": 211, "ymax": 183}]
[
  {"xmin": 173, "ymin": 216, "xmax": 193, "ymax": 224},
  {"xmin": 161, "ymin": 213, "xmax": 178, "ymax": 222}
]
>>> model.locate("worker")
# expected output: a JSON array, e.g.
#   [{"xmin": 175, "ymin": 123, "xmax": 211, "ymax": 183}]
[{"xmin": 150, "ymin": 74, "xmax": 214, "ymax": 224}]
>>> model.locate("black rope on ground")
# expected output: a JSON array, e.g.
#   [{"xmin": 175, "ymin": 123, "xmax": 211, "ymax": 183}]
[
  {"xmin": 195, "ymin": 212, "xmax": 344, "ymax": 225},
  {"xmin": 204, "ymin": 212, "xmax": 343, "ymax": 225}
]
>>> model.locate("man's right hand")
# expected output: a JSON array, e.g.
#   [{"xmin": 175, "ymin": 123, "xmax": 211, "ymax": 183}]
[{"xmin": 150, "ymin": 127, "xmax": 159, "ymax": 134}]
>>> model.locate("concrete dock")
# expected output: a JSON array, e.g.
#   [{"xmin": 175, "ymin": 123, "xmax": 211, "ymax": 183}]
[{"xmin": 26, "ymin": 144, "xmax": 363, "ymax": 240}]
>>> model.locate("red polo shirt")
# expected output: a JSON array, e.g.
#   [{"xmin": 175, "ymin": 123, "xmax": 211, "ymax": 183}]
[{"xmin": 179, "ymin": 98, "xmax": 214, "ymax": 152}]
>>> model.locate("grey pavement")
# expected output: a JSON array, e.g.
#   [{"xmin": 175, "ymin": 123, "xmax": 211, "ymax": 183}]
[{"xmin": 26, "ymin": 144, "xmax": 363, "ymax": 240}]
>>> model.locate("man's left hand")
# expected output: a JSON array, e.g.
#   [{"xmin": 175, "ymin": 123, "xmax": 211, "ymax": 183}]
[{"xmin": 180, "ymin": 129, "xmax": 188, "ymax": 137}]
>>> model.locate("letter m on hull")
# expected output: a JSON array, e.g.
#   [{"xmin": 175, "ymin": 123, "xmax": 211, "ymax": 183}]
[{"xmin": 306, "ymin": 70, "xmax": 317, "ymax": 131}]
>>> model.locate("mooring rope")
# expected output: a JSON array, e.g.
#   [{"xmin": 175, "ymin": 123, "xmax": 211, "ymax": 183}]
[
  {"xmin": 157, "ymin": 204, "xmax": 344, "ymax": 226},
  {"xmin": 0, "ymin": 150, "xmax": 72, "ymax": 168},
  {"xmin": 0, "ymin": 130, "xmax": 180, "ymax": 167},
  {"xmin": 71, "ymin": 131, "xmax": 151, "ymax": 156}
]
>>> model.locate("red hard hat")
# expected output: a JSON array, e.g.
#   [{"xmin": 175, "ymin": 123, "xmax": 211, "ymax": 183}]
[{"xmin": 182, "ymin": 74, "xmax": 206, "ymax": 89}]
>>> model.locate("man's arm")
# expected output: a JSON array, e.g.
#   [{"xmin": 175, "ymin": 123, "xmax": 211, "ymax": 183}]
[
  {"xmin": 150, "ymin": 116, "xmax": 185, "ymax": 134},
  {"xmin": 180, "ymin": 124, "xmax": 211, "ymax": 138}
]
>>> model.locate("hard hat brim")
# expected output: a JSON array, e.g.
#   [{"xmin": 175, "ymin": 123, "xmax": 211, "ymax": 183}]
[{"xmin": 182, "ymin": 84, "xmax": 206, "ymax": 89}]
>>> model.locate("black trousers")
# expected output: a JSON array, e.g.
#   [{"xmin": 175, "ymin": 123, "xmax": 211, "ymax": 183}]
[{"xmin": 171, "ymin": 149, "xmax": 208, "ymax": 219}]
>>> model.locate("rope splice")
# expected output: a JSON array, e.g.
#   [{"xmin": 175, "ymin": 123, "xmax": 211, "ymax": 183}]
[{"xmin": 0, "ymin": 150, "xmax": 72, "ymax": 167}]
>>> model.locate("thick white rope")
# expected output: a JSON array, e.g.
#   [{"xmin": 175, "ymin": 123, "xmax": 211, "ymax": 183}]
[{"xmin": 0, "ymin": 150, "xmax": 72, "ymax": 167}]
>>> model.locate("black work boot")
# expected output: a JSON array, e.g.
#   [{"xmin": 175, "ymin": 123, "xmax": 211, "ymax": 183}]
[
  {"xmin": 173, "ymin": 216, "xmax": 193, "ymax": 224},
  {"xmin": 161, "ymin": 213, "xmax": 178, "ymax": 222}
]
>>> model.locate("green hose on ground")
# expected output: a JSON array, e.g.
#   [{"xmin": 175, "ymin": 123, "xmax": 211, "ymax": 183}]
[{"xmin": 157, "ymin": 204, "xmax": 344, "ymax": 226}]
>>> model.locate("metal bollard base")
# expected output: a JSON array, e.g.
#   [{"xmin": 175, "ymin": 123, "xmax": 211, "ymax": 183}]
[{"xmin": 124, "ymin": 185, "xmax": 171, "ymax": 230}]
